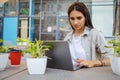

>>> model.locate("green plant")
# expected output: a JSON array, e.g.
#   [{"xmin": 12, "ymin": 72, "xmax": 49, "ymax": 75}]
[
  {"xmin": 105, "ymin": 36, "xmax": 120, "ymax": 57},
  {"xmin": 17, "ymin": 37, "xmax": 30, "ymax": 43},
  {"xmin": 20, "ymin": 8, "xmax": 29, "ymax": 15},
  {"xmin": 21, "ymin": 38, "xmax": 51, "ymax": 58},
  {"xmin": 17, "ymin": 37, "xmax": 25, "ymax": 43},
  {"xmin": 0, "ymin": 39, "xmax": 9, "ymax": 54}
]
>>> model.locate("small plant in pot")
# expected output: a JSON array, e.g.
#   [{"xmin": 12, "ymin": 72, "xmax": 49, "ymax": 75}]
[
  {"xmin": 105, "ymin": 35, "xmax": 120, "ymax": 76},
  {"xmin": 16, "ymin": 37, "xmax": 29, "ymax": 50},
  {"xmin": 22, "ymin": 39, "xmax": 51, "ymax": 74},
  {"xmin": 0, "ymin": 39, "xmax": 9, "ymax": 71}
]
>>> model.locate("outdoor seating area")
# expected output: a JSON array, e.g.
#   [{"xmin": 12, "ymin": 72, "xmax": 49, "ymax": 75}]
[{"xmin": 0, "ymin": 0, "xmax": 120, "ymax": 80}]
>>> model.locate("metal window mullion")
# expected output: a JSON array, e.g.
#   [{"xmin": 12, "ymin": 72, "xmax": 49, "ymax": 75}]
[
  {"xmin": 118, "ymin": 0, "xmax": 120, "ymax": 35},
  {"xmin": 29, "ymin": 0, "xmax": 32, "ymax": 39},
  {"xmin": 39, "ymin": 0, "xmax": 42, "ymax": 40},
  {"xmin": 56, "ymin": 0, "xmax": 59, "ymax": 40}
]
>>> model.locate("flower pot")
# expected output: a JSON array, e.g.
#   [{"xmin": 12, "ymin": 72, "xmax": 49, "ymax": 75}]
[
  {"xmin": 110, "ymin": 55, "xmax": 120, "ymax": 76},
  {"xmin": 0, "ymin": 54, "xmax": 9, "ymax": 71},
  {"xmin": 26, "ymin": 56, "xmax": 47, "ymax": 74},
  {"xmin": 10, "ymin": 50, "xmax": 22, "ymax": 66}
]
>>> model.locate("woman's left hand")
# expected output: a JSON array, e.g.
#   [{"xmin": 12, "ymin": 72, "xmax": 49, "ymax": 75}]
[{"xmin": 76, "ymin": 59, "xmax": 95, "ymax": 68}]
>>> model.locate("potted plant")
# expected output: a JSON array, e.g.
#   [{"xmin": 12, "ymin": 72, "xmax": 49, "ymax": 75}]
[
  {"xmin": 16, "ymin": 37, "xmax": 28, "ymax": 50},
  {"xmin": 105, "ymin": 35, "xmax": 120, "ymax": 75},
  {"xmin": 22, "ymin": 38, "xmax": 51, "ymax": 74},
  {"xmin": 0, "ymin": 39, "xmax": 9, "ymax": 71}
]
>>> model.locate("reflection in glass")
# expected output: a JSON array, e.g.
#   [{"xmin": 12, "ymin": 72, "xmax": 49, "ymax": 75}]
[
  {"xmin": 42, "ymin": 16, "xmax": 56, "ymax": 33},
  {"xmin": 34, "ymin": 0, "xmax": 40, "ymax": 17},
  {"xmin": 34, "ymin": 17, "xmax": 40, "ymax": 40},
  {"xmin": 58, "ymin": 1, "xmax": 73, "ymax": 16},
  {"xmin": 0, "ymin": 17, "xmax": 3, "ymax": 39},
  {"xmin": 0, "ymin": 4, "xmax": 3, "ymax": 17},
  {"xmin": 4, "ymin": 0, "xmax": 18, "ymax": 16},
  {"xmin": 19, "ymin": 1, "xmax": 29, "ymax": 16},
  {"xmin": 41, "ymin": 34, "xmax": 56, "ymax": 40},
  {"xmin": 59, "ymin": 17, "xmax": 72, "ymax": 40}
]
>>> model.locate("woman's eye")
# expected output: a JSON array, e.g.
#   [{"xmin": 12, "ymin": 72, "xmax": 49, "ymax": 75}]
[
  {"xmin": 77, "ymin": 17, "xmax": 82, "ymax": 20},
  {"xmin": 70, "ymin": 17, "xmax": 75, "ymax": 20},
  {"xmin": 70, "ymin": 16, "xmax": 82, "ymax": 20}
]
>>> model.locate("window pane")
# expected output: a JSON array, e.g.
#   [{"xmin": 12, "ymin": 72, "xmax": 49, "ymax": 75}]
[
  {"xmin": 5, "ymin": 0, "xmax": 18, "ymax": 16},
  {"xmin": 42, "ymin": 16, "xmax": 56, "ymax": 33},
  {"xmin": 41, "ymin": 34, "xmax": 56, "ymax": 40},
  {"xmin": 34, "ymin": 0, "xmax": 40, "ymax": 17},
  {"xmin": 92, "ymin": 2, "xmax": 113, "ymax": 36},
  {"xmin": 0, "ymin": 4, "xmax": 3, "ymax": 17},
  {"xmin": 19, "ymin": 1, "xmax": 29, "ymax": 16},
  {"xmin": 34, "ymin": 17, "xmax": 40, "ymax": 40},
  {"xmin": 59, "ymin": 17, "xmax": 72, "ymax": 40},
  {"xmin": 0, "ymin": 17, "xmax": 3, "ymax": 39}
]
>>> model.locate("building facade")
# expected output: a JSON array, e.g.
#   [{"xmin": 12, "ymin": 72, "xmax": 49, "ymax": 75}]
[{"xmin": 0, "ymin": 0, "xmax": 119, "ymax": 45}]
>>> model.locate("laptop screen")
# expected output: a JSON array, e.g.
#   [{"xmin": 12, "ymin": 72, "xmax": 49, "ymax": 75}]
[{"xmin": 45, "ymin": 41, "xmax": 76, "ymax": 71}]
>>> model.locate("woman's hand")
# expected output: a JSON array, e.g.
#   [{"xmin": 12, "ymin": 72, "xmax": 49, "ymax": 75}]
[{"xmin": 76, "ymin": 59, "xmax": 96, "ymax": 68}]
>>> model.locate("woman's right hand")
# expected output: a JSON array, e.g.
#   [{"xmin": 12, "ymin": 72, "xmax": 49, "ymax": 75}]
[{"xmin": 76, "ymin": 59, "xmax": 95, "ymax": 68}]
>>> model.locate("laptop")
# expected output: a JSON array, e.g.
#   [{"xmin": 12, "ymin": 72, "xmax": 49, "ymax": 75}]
[{"xmin": 45, "ymin": 41, "xmax": 77, "ymax": 71}]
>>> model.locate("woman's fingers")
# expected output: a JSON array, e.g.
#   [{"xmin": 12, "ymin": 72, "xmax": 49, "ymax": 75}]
[
  {"xmin": 76, "ymin": 59, "xmax": 85, "ymax": 67},
  {"xmin": 76, "ymin": 59, "xmax": 94, "ymax": 67},
  {"xmin": 76, "ymin": 58, "xmax": 84, "ymax": 63}
]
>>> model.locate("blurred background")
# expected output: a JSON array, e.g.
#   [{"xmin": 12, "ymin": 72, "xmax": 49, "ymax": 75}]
[{"xmin": 0, "ymin": 0, "xmax": 119, "ymax": 45}]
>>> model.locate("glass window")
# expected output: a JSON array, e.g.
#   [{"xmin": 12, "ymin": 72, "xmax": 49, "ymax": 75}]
[
  {"xmin": 18, "ymin": 0, "xmax": 29, "ymax": 39},
  {"xmin": 0, "ymin": 4, "xmax": 3, "ymax": 17},
  {"xmin": 4, "ymin": 0, "xmax": 18, "ymax": 16},
  {"xmin": 34, "ymin": 17, "xmax": 40, "ymax": 40},
  {"xmin": 59, "ymin": 17, "xmax": 72, "ymax": 40},
  {"xmin": 0, "ymin": 17, "xmax": 3, "ymax": 39},
  {"xmin": 92, "ymin": 2, "xmax": 113, "ymax": 36},
  {"xmin": 19, "ymin": 0, "xmax": 29, "ymax": 16},
  {"xmin": 41, "ymin": 16, "xmax": 56, "ymax": 33},
  {"xmin": 29, "ymin": 0, "xmax": 115, "ymax": 41},
  {"xmin": 40, "ymin": 0, "xmax": 57, "ymax": 40},
  {"xmin": 41, "ymin": 34, "xmax": 56, "ymax": 40},
  {"xmin": 58, "ymin": 1, "xmax": 73, "ymax": 16},
  {"xmin": 34, "ymin": 0, "xmax": 40, "ymax": 17}
]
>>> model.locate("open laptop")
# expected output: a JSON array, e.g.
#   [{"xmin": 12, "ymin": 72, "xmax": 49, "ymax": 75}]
[{"xmin": 45, "ymin": 41, "xmax": 78, "ymax": 71}]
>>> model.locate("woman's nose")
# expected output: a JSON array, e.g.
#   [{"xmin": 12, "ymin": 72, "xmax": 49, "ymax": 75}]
[{"xmin": 74, "ymin": 20, "xmax": 78, "ymax": 24}]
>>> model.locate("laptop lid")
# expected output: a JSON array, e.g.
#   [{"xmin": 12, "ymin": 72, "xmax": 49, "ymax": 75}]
[{"xmin": 45, "ymin": 41, "xmax": 75, "ymax": 71}]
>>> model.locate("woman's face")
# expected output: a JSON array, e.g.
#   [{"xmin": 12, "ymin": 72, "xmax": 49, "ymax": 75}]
[{"xmin": 69, "ymin": 10, "xmax": 85, "ymax": 31}]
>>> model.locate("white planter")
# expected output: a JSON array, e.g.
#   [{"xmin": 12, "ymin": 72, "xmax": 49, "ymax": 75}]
[
  {"xmin": 0, "ymin": 54, "xmax": 9, "ymax": 71},
  {"xmin": 110, "ymin": 55, "xmax": 120, "ymax": 76},
  {"xmin": 26, "ymin": 56, "xmax": 47, "ymax": 74}
]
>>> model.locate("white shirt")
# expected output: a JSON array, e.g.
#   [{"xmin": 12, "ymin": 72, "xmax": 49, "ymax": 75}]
[
  {"xmin": 64, "ymin": 27, "xmax": 111, "ymax": 61},
  {"xmin": 69, "ymin": 34, "xmax": 86, "ymax": 69}
]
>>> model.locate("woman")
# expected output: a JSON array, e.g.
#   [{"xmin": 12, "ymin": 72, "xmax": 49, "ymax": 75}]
[{"xmin": 64, "ymin": 2, "xmax": 111, "ymax": 69}]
